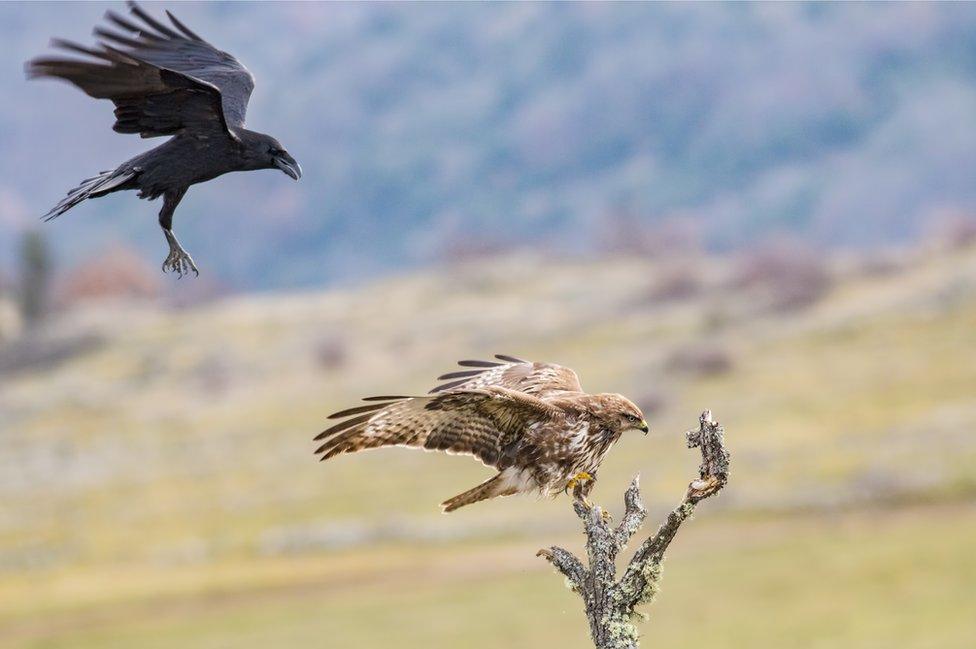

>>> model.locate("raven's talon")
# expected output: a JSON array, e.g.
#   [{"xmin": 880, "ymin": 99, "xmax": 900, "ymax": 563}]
[{"xmin": 162, "ymin": 247, "xmax": 198, "ymax": 278}]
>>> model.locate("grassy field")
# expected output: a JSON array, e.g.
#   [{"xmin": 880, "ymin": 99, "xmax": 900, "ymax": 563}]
[
  {"xmin": 2, "ymin": 244, "xmax": 975, "ymax": 646},
  {"xmin": 3, "ymin": 505, "xmax": 974, "ymax": 648}
]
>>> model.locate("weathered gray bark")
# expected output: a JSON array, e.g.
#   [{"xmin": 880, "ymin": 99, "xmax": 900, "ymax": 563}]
[{"xmin": 538, "ymin": 410, "xmax": 730, "ymax": 649}]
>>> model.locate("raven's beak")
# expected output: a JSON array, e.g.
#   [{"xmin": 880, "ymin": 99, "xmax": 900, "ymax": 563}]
[
  {"xmin": 273, "ymin": 152, "xmax": 302, "ymax": 180},
  {"xmin": 639, "ymin": 420, "xmax": 649, "ymax": 435}
]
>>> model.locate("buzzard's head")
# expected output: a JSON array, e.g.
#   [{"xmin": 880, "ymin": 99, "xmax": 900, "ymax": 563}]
[
  {"xmin": 238, "ymin": 130, "xmax": 303, "ymax": 180},
  {"xmin": 595, "ymin": 394, "xmax": 649, "ymax": 435}
]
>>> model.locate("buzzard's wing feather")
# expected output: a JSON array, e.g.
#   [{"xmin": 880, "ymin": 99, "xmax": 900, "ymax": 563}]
[
  {"xmin": 429, "ymin": 355, "xmax": 583, "ymax": 397},
  {"xmin": 315, "ymin": 388, "xmax": 558, "ymax": 469},
  {"xmin": 25, "ymin": 1, "xmax": 252, "ymax": 137}
]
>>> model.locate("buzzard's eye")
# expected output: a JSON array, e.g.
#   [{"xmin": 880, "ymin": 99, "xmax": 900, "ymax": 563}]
[{"xmin": 625, "ymin": 414, "xmax": 639, "ymax": 422}]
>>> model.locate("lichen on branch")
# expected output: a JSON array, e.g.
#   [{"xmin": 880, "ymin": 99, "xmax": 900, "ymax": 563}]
[{"xmin": 538, "ymin": 410, "xmax": 730, "ymax": 649}]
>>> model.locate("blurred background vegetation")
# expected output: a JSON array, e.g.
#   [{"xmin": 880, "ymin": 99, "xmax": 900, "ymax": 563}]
[
  {"xmin": 1, "ymin": 2, "xmax": 975, "ymax": 648},
  {"xmin": 2, "ymin": 2, "xmax": 976, "ymax": 288}
]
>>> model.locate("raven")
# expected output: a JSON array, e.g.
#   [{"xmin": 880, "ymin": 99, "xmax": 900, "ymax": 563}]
[{"xmin": 26, "ymin": 1, "xmax": 302, "ymax": 277}]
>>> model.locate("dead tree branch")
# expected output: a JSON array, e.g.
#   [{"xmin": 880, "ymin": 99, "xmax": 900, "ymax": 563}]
[{"xmin": 538, "ymin": 410, "xmax": 730, "ymax": 649}]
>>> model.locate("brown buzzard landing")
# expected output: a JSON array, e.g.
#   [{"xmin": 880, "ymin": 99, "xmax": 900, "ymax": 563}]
[{"xmin": 314, "ymin": 355, "xmax": 649, "ymax": 512}]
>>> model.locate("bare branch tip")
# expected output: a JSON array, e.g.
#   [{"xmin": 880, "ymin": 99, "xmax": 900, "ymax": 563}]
[
  {"xmin": 589, "ymin": 505, "xmax": 605, "ymax": 525},
  {"xmin": 623, "ymin": 477, "xmax": 645, "ymax": 510}
]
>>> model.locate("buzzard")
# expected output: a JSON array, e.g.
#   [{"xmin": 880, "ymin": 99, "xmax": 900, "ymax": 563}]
[
  {"xmin": 314, "ymin": 355, "xmax": 649, "ymax": 512},
  {"xmin": 26, "ymin": 1, "xmax": 302, "ymax": 277}
]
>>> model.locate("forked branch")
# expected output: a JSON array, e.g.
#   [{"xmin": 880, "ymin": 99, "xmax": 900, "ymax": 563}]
[{"xmin": 538, "ymin": 411, "xmax": 730, "ymax": 649}]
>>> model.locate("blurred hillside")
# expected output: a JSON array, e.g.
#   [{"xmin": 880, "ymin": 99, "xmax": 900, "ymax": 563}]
[
  {"xmin": 1, "ymin": 238, "xmax": 974, "ymax": 647},
  {"xmin": 3, "ymin": 2, "xmax": 976, "ymax": 288}
]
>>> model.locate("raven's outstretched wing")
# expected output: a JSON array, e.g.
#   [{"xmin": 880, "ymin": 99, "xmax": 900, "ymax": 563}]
[
  {"xmin": 314, "ymin": 388, "xmax": 560, "ymax": 469},
  {"xmin": 26, "ymin": 1, "xmax": 254, "ymax": 138},
  {"xmin": 428, "ymin": 355, "xmax": 584, "ymax": 397}
]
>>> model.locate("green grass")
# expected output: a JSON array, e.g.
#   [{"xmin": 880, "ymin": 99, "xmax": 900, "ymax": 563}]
[{"xmin": 3, "ymin": 505, "xmax": 973, "ymax": 649}]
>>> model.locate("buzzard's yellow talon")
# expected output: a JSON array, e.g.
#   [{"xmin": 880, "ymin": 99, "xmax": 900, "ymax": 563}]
[
  {"xmin": 566, "ymin": 472, "xmax": 597, "ymax": 497},
  {"xmin": 565, "ymin": 471, "xmax": 594, "ymax": 492}
]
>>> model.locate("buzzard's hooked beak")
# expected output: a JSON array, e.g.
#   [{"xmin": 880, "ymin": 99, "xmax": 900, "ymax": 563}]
[
  {"xmin": 638, "ymin": 420, "xmax": 649, "ymax": 435},
  {"xmin": 273, "ymin": 152, "xmax": 302, "ymax": 181}
]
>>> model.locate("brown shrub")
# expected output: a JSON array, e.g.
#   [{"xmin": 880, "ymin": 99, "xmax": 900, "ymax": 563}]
[
  {"xmin": 165, "ymin": 275, "xmax": 230, "ymax": 309},
  {"xmin": 642, "ymin": 269, "xmax": 703, "ymax": 305},
  {"xmin": 0, "ymin": 332, "xmax": 104, "ymax": 377},
  {"xmin": 664, "ymin": 344, "xmax": 734, "ymax": 378},
  {"xmin": 732, "ymin": 241, "xmax": 832, "ymax": 313},
  {"xmin": 941, "ymin": 215, "xmax": 976, "ymax": 250},
  {"xmin": 857, "ymin": 251, "xmax": 908, "ymax": 279},
  {"xmin": 634, "ymin": 389, "xmax": 669, "ymax": 416},
  {"xmin": 57, "ymin": 245, "xmax": 161, "ymax": 305},
  {"xmin": 439, "ymin": 233, "xmax": 509, "ymax": 264},
  {"xmin": 192, "ymin": 353, "xmax": 233, "ymax": 395},
  {"xmin": 315, "ymin": 335, "xmax": 348, "ymax": 370},
  {"xmin": 599, "ymin": 212, "xmax": 701, "ymax": 259}
]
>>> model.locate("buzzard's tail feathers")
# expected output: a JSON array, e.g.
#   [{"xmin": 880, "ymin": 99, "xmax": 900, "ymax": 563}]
[
  {"xmin": 42, "ymin": 168, "xmax": 136, "ymax": 221},
  {"xmin": 441, "ymin": 474, "xmax": 516, "ymax": 513}
]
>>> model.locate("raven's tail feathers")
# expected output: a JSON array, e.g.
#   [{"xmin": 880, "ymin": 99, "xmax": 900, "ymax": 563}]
[{"xmin": 42, "ymin": 168, "xmax": 137, "ymax": 221}]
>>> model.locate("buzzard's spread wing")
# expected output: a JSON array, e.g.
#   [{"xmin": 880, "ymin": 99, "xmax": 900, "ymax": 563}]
[
  {"xmin": 26, "ymin": 1, "xmax": 254, "ymax": 138},
  {"xmin": 314, "ymin": 388, "xmax": 560, "ymax": 469},
  {"xmin": 429, "ymin": 354, "xmax": 583, "ymax": 397}
]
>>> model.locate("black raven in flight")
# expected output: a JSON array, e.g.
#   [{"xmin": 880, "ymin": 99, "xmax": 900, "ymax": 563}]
[{"xmin": 26, "ymin": 1, "xmax": 302, "ymax": 277}]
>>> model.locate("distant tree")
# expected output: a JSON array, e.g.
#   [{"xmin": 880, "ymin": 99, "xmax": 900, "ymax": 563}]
[
  {"xmin": 17, "ymin": 229, "xmax": 52, "ymax": 326},
  {"xmin": 0, "ymin": 269, "xmax": 22, "ymax": 342}
]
